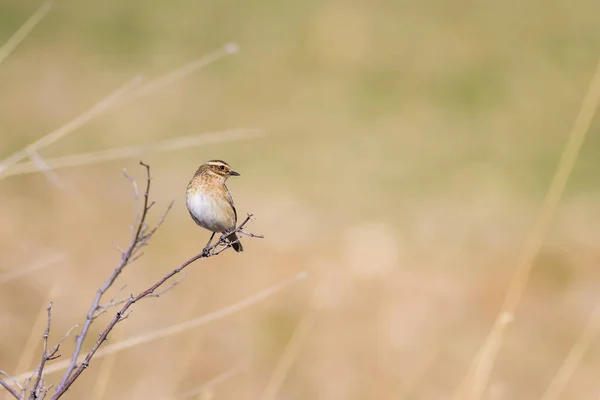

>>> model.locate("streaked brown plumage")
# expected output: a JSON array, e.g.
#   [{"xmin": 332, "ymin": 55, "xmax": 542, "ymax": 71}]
[{"xmin": 186, "ymin": 160, "xmax": 243, "ymax": 252}]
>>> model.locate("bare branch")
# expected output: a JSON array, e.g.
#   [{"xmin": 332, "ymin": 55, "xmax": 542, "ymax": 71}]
[
  {"xmin": 30, "ymin": 303, "xmax": 59, "ymax": 399},
  {"xmin": 140, "ymin": 201, "xmax": 174, "ymax": 244},
  {"xmin": 22, "ymin": 372, "xmax": 35, "ymax": 400},
  {"xmin": 91, "ymin": 276, "xmax": 185, "ymax": 321},
  {"xmin": 145, "ymin": 271, "xmax": 187, "ymax": 300},
  {"xmin": 55, "ymin": 162, "xmax": 165, "ymax": 393},
  {"xmin": 38, "ymin": 384, "xmax": 52, "ymax": 400},
  {"xmin": 0, "ymin": 374, "xmax": 21, "ymax": 399},
  {"xmin": 0, "ymin": 370, "xmax": 23, "ymax": 394},
  {"xmin": 12, "ymin": 271, "xmax": 305, "ymax": 383},
  {"xmin": 0, "ymin": 162, "xmax": 262, "ymax": 399},
  {"xmin": 51, "ymin": 213, "xmax": 263, "ymax": 399},
  {"xmin": 93, "ymin": 287, "xmax": 127, "ymax": 320},
  {"xmin": 237, "ymin": 229, "xmax": 265, "ymax": 239},
  {"xmin": 54, "ymin": 326, "xmax": 80, "ymax": 355},
  {"xmin": 122, "ymin": 168, "xmax": 141, "ymax": 246}
]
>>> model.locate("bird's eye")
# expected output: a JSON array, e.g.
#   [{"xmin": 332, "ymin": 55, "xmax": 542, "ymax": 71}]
[{"xmin": 219, "ymin": 165, "xmax": 225, "ymax": 170}]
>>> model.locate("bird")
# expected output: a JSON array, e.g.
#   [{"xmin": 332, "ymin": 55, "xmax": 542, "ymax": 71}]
[{"xmin": 186, "ymin": 159, "xmax": 243, "ymax": 252}]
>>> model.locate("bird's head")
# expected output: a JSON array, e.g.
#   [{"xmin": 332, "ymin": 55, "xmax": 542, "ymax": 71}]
[{"xmin": 198, "ymin": 160, "xmax": 240, "ymax": 181}]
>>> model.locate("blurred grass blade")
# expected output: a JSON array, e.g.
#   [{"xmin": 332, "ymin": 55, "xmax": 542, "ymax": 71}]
[
  {"xmin": 0, "ymin": 76, "xmax": 143, "ymax": 178},
  {"xmin": 259, "ymin": 283, "xmax": 322, "ymax": 400},
  {"xmin": 0, "ymin": 1, "xmax": 52, "ymax": 66},
  {"xmin": 260, "ymin": 311, "xmax": 316, "ymax": 400},
  {"xmin": 120, "ymin": 42, "xmax": 239, "ymax": 104},
  {"xmin": 13, "ymin": 271, "xmax": 307, "ymax": 383},
  {"xmin": 397, "ymin": 344, "xmax": 441, "ymax": 399},
  {"xmin": 177, "ymin": 362, "xmax": 248, "ymax": 399},
  {"xmin": 167, "ymin": 268, "xmax": 224, "ymax": 393},
  {"xmin": 89, "ymin": 332, "xmax": 122, "ymax": 400},
  {"xmin": 28, "ymin": 149, "xmax": 79, "ymax": 194},
  {"xmin": 0, "ymin": 252, "xmax": 65, "ymax": 287},
  {"xmin": 454, "ymin": 59, "xmax": 600, "ymax": 400},
  {"xmin": 540, "ymin": 304, "xmax": 600, "ymax": 400},
  {"xmin": 1, "ymin": 129, "xmax": 265, "ymax": 178},
  {"xmin": 0, "ymin": 42, "xmax": 238, "ymax": 179}
]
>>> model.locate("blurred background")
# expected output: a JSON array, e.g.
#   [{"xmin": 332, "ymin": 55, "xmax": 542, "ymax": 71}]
[{"xmin": 1, "ymin": 0, "xmax": 600, "ymax": 399}]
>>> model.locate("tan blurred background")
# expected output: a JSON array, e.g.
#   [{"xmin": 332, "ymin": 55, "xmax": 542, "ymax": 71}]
[{"xmin": 1, "ymin": 0, "xmax": 600, "ymax": 399}]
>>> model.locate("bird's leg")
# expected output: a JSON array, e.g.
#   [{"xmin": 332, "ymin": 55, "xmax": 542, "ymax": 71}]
[{"xmin": 203, "ymin": 232, "xmax": 216, "ymax": 254}]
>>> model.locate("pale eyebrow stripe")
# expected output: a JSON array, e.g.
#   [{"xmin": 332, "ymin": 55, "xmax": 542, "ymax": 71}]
[{"xmin": 205, "ymin": 161, "xmax": 228, "ymax": 167}]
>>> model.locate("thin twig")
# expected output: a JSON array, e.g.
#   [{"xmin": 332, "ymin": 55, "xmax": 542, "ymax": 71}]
[
  {"xmin": 139, "ymin": 202, "xmax": 174, "ymax": 244},
  {"xmin": 1, "ymin": 163, "xmax": 265, "ymax": 400},
  {"xmin": 93, "ymin": 287, "xmax": 127, "ymax": 320},
  {"xmin": 56, "ymin": 325, "xmax": 81, "ymax": 349},
  {"xmin": 0, "ymin": 374, "xmax": 21, "ymax": 399},
  {"xmin": 22, "ymin": 371, "xmax": 35, "ymax": 400},
  {"xmin": 91, "ymin": 274, "xmax": 183, "ymax": 321},
  {"xmin": 238, "ymin": 229, "xmax": 265, "ymax": 239},
  {"xmin": 30, "ymin": 303, "xmax": 59, "ymax": 399},
  {"xmin": 51, "ymin": 213, "xmax": 262, "ymax": 398},
  {"xmin": 12, "ymin": 271, "xmax": 306, "ymax": 383},
  {"xmin": 50, "ymin": 164, "xmax": 261, "ymax": 399},
  {"xmin": 146, "ymin": 272, "xmax": 187, "ymax": 299},
  {"xmin": 55, "ymin": 162, "xmax": 161, "ymax": 393},
  {"xmin": 11, "ymin": 285, "xmax": 61, "ymax": 395},
  {"xmin": 0, "ymin": 370, "xmax": 23, "ymax": 393},
  {"xmin": 38, "ymin": 384, "xmax": 52, "ymax": 400}
]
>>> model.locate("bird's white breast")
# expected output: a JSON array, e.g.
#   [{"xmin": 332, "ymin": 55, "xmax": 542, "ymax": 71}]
[{"xmin": 186, "ymin": 190, "xmax": 232, "ymax": 233}]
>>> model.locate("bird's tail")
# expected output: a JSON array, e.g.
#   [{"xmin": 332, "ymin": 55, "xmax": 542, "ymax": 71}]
[{"xmin": 227, "ymin": 232, "xmax": 243, "ymax": 252}]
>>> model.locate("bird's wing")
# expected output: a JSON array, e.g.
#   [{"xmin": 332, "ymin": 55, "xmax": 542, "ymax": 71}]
[{"xmin": 225, "ymin": 186, "xmax": 238, "ymax": 226}]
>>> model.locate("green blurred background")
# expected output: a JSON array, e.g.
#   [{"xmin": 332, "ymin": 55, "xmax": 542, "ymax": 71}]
[{"xmin": 1, "ymin": 0, "xmax": 600, "ymax": 398}]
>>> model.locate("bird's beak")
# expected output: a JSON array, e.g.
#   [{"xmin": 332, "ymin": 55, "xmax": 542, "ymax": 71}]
[{"xmin": 230, "ymin": 170, "xmax": 240, "ymax": 176}]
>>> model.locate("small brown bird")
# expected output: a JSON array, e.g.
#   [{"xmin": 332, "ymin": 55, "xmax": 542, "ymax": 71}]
[{"xmin": 186, "ymin": 160, "xmax": 243, "ymax": 252}]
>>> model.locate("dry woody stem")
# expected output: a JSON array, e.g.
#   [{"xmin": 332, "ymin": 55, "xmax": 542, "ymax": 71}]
[{"xmin": 0, "ymin": 162, "xmax": 263, "ymax": 400}]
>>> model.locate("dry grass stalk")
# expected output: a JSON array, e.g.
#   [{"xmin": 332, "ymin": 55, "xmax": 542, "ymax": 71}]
[
  {"xmin": 119, "ymin": 42, "xmax": 239, "ymax": 105},
  {"xmin": 454, "ymin": 59, "xmax": 600, "ymax": 400},
  {"xmin": 0, "ymin": 253, "xmax": 65, "ymax": 287},
  {"xmin": 0, "ymin": 77, "xmax": 142, "ymax": 179},
  {"xmin": 0, "ymin": 42, "xmax": 239, "ymax": 183},
  {"xmin": 540, "ymin": 303, "xmax": 600, "ymax": 400},
  {"xmin": 176, "ymin": 362, "xmax": 248, "ymax": 399},
  {"xmin": 0, "ymin": 2, "xmax": 52, "ymax": 66},
  {"xmin": 1, "ymin": 129, "xmax": 265, "ymax": 178},
  {"xmin": 259, "ymin": 283, "xmax": 324, "ymax": 400}
]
